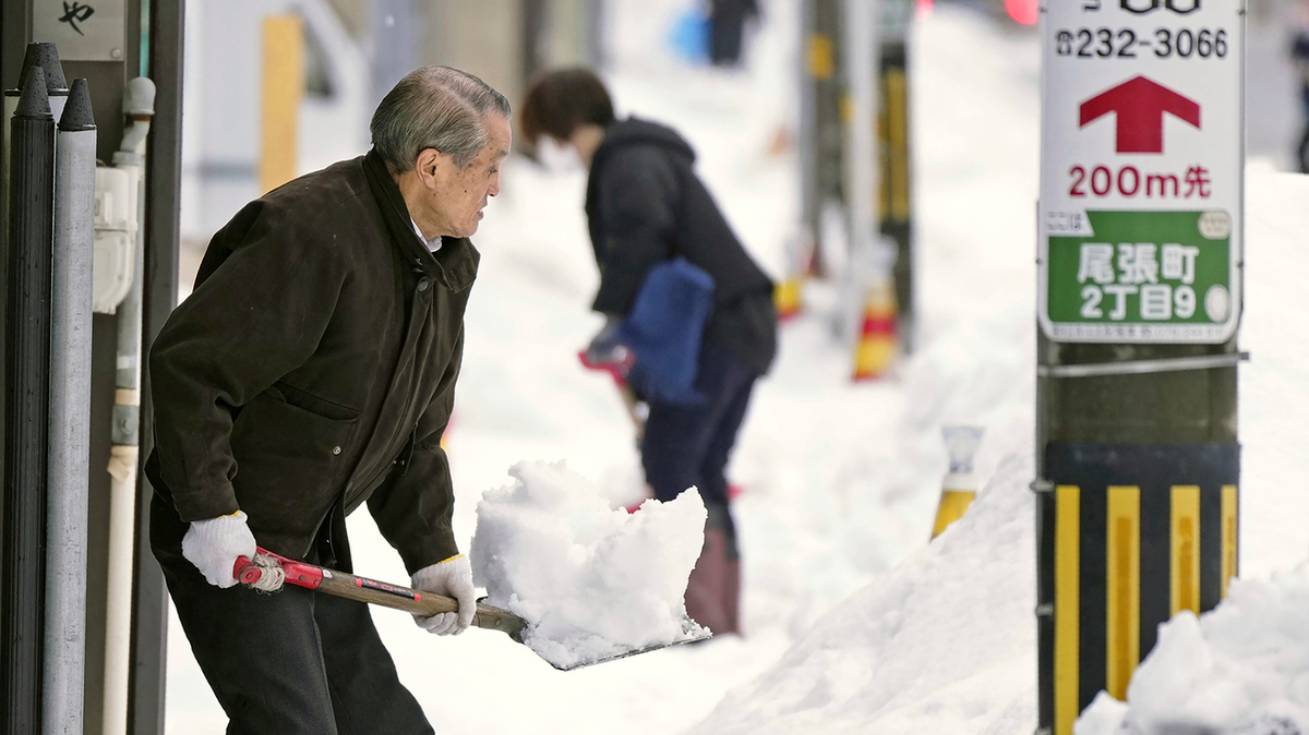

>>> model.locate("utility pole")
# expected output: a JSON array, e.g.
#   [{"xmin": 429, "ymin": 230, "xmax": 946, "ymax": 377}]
[
  {"xmin": 877, "ymin": 0, "xmax": 914, "ymax": 353},
  {"xmin": 1035, "ymin": 3, "xmax": 1245, "ymax": 734},
  {"xmin": 800, "ymin": 0, "xmax": 846, "ymax": 278}
]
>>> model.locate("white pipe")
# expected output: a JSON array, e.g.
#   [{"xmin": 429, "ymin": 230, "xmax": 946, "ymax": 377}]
[
  {"xmin": 102, "ymin": 445, "xmax": 139, "ymax": 735},
  {"xmin": 102, "ymin": 77, "xmax": 155, "ymax": 735}
]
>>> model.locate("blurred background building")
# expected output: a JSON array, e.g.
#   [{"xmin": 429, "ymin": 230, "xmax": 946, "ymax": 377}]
[{"xmin": 181, "ymin": 0, "xmax": 606, "ymax": 239}]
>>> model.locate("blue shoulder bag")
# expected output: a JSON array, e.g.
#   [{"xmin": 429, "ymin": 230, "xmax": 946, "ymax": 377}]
[{"xmin": 618, "ymin": 257, "xmax": 714, "ymax": 406}]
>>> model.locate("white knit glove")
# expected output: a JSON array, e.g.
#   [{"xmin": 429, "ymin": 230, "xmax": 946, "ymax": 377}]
[
  {"xmin": 181, "ymin": 510, "xmax": 257, "ymax": 589},
  {"xmin": 411, "ymin": 554, "xmax": 476, "ymax": 635}
]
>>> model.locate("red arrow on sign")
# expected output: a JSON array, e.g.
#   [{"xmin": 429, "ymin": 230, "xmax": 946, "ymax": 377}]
[{"xmin": 1079, "ymin": 75, "xmax": 1200, "ymax": 154}]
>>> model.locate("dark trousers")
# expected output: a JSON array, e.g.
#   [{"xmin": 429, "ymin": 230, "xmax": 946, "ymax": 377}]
[
  {"xmin": 709, "ymin": 1, "xmax": 753, "ymax": 66},
  {"xmin": 151, "ymin": 496, "xmax": 432, "ymax": 735},
  {"xmin": 641, "ymin": 345, "xmax": 756, "ymax": 553},
  {"xmin": 641, "ymin": 346, "xmax": 755, "ymax": 633}
]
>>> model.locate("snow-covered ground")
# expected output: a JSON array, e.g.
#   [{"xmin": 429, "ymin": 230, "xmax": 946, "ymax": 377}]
[{"xmin": 163, "ymin": 2, "xmax": 1309, "ymax": 733}]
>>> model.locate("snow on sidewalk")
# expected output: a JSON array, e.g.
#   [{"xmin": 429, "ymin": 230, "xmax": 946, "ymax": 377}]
[
  {"xmin": 163, "ymin": 3, "xmax": 1309, "ymax": 733},
  {"xmin": 687, "ymin": 449, "xmax": 1039, "ymax": 735}
]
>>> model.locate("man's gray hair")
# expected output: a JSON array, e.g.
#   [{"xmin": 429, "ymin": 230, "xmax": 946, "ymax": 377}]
[{"xmin": 371, "ymin": 66, "xmax": 511, "ymax": 172}]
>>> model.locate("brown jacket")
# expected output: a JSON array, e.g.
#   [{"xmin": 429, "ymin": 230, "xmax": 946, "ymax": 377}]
[{"xmin": 146, "ymin": 150, "xmax": 477, "ymax": 573}]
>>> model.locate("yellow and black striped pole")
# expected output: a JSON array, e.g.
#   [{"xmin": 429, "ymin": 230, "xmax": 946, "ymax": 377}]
[
  {"xmin": 1034, "ymin": 3, "xmax": 1244, "ymax": 733},
  {"xmin": 876, "ymin": 1, "xmax": 914, "ymax": 353},
  {"xmin": 798, "ymin": 0, "xmax": 845, "ymax": 281},
  {"xmin": 1039, "ymin": 445, "xmax": 1239, "ymax": 734}
]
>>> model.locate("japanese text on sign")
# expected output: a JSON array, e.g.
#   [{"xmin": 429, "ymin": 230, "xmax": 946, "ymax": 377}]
[
  {"xmin": 1076, "ymin": 242, "xmax": 1199, "ymax": 320},
  {"xmin": 1038, "ymin": 0, "xmax": 1242, "ymax": 343}
]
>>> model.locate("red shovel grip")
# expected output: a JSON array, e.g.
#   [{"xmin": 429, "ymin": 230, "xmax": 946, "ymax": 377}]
[
  {"xmin": 233, "ymin": 546, "xmax": 325, "ymax": 590},
  {"xmin": 232, "ymin": 556, "xmax": 264, "ymax": 586}
]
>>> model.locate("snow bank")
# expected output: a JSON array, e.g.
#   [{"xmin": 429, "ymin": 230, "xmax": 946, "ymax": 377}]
[
  {"xmin": 687, "ymin": 448, "xmax": 1037, "ymax": 735},
  {"xmin": 1077, "ymin": 564, "xmax": 1309, "ymax": 734},
  {"xmin": 470, "ymin": 461, "xmax": 708, "ymax": 669}
]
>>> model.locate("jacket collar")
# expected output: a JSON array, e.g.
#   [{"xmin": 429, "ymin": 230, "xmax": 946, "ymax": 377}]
[{"xmin": 362, "ymin": 148, "xmax": 479, "ymax": 292}]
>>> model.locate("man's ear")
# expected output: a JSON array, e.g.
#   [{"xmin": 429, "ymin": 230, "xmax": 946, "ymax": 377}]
[{"xmin": 415, "ymin": 148, "xmax": 441, "ymax": 188}]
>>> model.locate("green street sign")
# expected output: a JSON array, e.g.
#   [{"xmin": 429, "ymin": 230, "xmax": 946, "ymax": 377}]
[
  {"xmin": 1039, "ymin": 1, "xmax": 1243, "ymax": 344},
  {"xmin": 1044, "ymin": 210, "xmax": 1234, "ymax": 342}
]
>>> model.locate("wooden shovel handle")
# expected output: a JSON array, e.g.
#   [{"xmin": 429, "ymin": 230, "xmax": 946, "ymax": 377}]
[
  {"xmin": 315, "ymin": 566, "xmax": 526, "ymax": 638},
  {"xmin": 234, "ymin": 550, "xmax": 526, "ymax": 639}
]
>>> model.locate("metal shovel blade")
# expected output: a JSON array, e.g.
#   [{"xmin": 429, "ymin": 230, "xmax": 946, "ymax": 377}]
[
  {"xmin": 235, "ymin": 548, "xmax": 713, "ymax": 670},
  {"xmin": 548, "ymin": 617, "xmax": 713, "ymax": 671}
]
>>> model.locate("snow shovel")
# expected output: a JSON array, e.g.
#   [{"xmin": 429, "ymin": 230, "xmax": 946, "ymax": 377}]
[
  {"xmin": 232, "ymin": 546, "xmax": 711, "ymax": 671},
  {"xmin": 577, "ymin": 348, "xmax": 644, "ymax": 440}
]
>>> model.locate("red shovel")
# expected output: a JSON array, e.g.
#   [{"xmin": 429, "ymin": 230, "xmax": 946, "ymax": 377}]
[
  {"xmin": 233, "ymin": 547, "xmax": 524, "ymax": 637},
  {"xmin": 233, "ymin": 546, "xmax": 710, "ymax": 670}
]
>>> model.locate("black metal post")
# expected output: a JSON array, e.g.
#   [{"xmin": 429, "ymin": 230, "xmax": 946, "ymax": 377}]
[
  {"xmin": 2, "ymin": 65, "xmax": 56, "ymax": 735},
  {"xmin": 810, "ymin": 0, "xmax": 845, "ymax": 276},
  {"xmin": 878, "ymin": 37, "xmax": 913, "ymax": 352},
  {"xmin": 132, "ymin": 3, "xmax": 186, "ymax": 733},
  {"xmin": 2, "ymin": 42, "xmax": 68, "ymax": 548}
]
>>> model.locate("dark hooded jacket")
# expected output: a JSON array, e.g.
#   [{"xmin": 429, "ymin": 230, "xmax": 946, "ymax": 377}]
[
  {"xmin": 585, "ymin": 117, "xmax": 776, "ymax": 376},
  {"xmin": 146, "ymin": 150, "xmax": 477, "ymax": 574}
]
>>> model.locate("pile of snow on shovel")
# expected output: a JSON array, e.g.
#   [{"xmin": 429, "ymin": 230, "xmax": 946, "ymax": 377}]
[{"xmin": 471, "ymin": 461, "xmax": 708, "ymax": 669}]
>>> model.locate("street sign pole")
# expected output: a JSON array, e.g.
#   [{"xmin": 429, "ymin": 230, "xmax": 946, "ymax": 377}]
[
  {"xmin": 1034, "ymin": 2, "xmax": 1244, "ymax": 733},
  {"xmin": 801, "ymin": 0, "xmax": 845, "ymax": 279},
  {"xmin": 878, "ymin": 0, "xmax": 914, "ymax": 353}
]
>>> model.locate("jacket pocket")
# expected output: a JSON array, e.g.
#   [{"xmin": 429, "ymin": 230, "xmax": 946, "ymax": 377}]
[
  {"xmin": 229, "ymin": 389, "xmax": 360, "ymax": 538},
  {"xmin": 270, "ymin": 381, "xmax": 360, "ymax": 421}
]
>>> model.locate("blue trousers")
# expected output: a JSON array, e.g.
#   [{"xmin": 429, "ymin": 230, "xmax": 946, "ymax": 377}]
[{"xmin": 641, "ymin": 345, "xmax": 757, "ymax": 554}]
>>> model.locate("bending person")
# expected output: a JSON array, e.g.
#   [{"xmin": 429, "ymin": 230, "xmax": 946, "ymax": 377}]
[
  {"xmin": 147, "ymin": 66, "xmax": 509, "ymax": 733},
  {"xmin": 520, "ymin": 68, "xmax": 777, "ymax": 635}
]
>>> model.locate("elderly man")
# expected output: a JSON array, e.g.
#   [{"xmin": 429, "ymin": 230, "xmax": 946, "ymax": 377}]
[{"xmin": 145, "ymin": 66, "xmax": 509, "ymax": 733}]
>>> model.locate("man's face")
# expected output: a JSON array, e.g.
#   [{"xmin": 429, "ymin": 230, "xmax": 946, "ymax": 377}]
[{"xmin": 426, "ymin": 113, "xmax": 511, "ymax": 238}]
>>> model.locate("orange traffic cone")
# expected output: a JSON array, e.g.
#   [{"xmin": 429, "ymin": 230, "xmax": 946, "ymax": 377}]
[{"xmin": 852, "ymin": 275, "xmax": 897, "ymax": 381}]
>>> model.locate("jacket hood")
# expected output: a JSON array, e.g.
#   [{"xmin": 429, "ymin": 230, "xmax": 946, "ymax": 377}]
[{"xmin": 594, "ymin": 117, "xmax": 696, "ymax": 167}]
